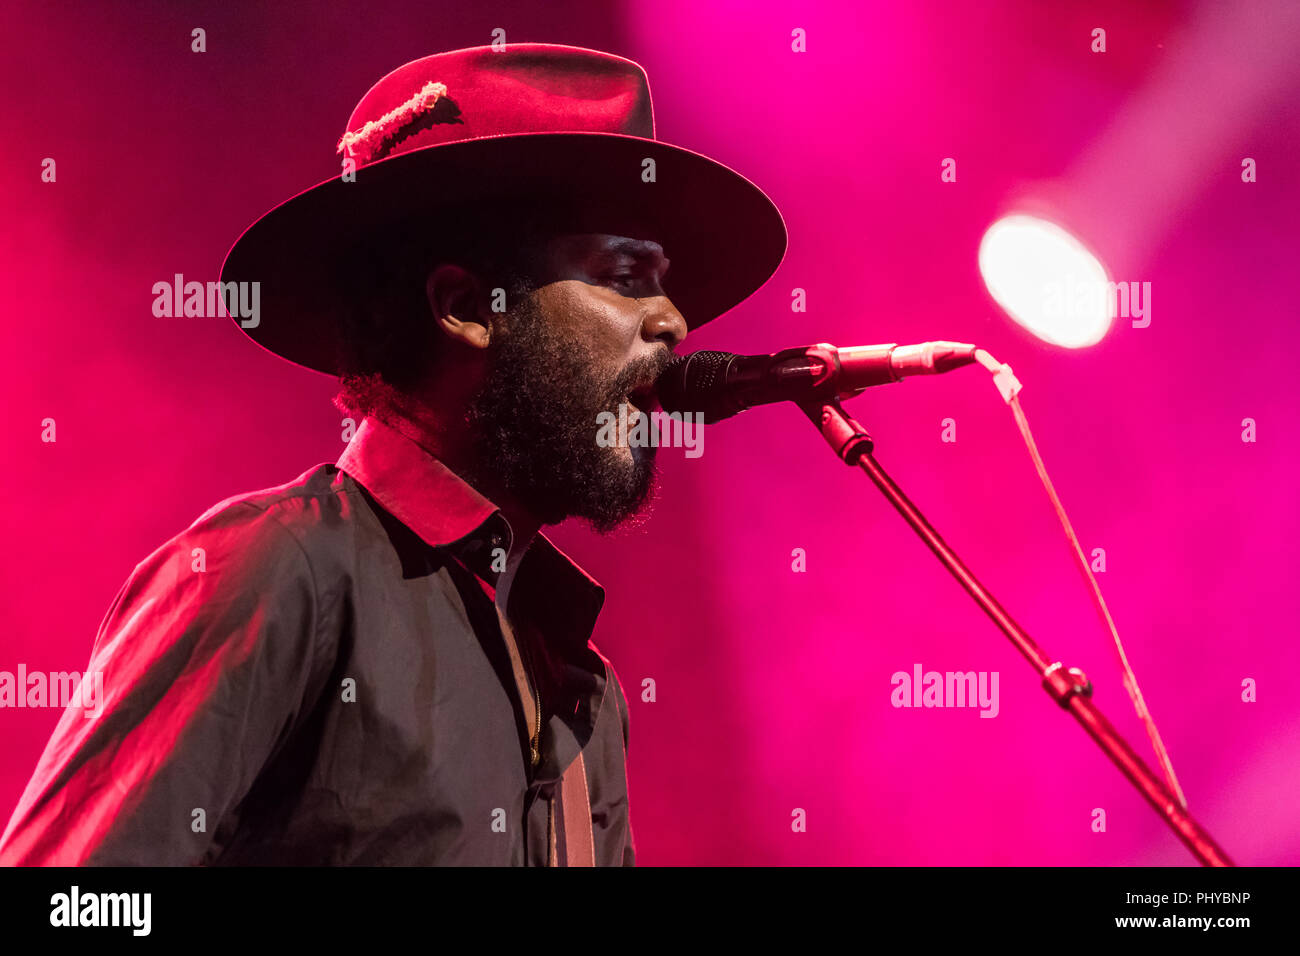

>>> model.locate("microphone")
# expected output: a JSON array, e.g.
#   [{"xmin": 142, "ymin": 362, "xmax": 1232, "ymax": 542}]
[{"xmin": 654, "ymin": 342, "xmax": 978, "ymax": 423}]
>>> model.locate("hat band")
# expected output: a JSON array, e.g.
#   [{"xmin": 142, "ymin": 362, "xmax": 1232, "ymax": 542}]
[{"xmin": 337, "ymin": 81, "xmax": 449, "ymax": 164}]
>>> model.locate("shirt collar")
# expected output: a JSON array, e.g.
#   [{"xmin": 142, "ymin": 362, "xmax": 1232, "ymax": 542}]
[{"xmin": 335, "ymin": 415, "xmax": 606, "ymax": 657}]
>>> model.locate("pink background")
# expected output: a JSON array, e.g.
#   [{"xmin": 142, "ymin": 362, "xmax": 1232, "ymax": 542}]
[{"xmin": 3, "ymin": 0, "xmax": 1297, "ymax": 865}]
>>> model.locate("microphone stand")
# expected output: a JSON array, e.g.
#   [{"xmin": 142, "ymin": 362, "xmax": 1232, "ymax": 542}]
[{"xmin": 801, "ymin": 398, "xmax": 1233, "ymax": 867}]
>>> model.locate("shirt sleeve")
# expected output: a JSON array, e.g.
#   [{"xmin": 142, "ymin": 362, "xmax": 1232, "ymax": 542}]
[{"xmin": 0, "ymin": 501, "xmax": 326, "ymax": 866}]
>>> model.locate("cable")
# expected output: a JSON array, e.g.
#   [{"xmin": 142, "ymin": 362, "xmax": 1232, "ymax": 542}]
[{"xmin": 972, "ymin": 349, "xmax": 1189, "ymax": 811}]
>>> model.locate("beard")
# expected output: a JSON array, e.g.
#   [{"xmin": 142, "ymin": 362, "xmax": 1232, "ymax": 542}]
[{"xmin": 462, "ymin": 291, "xmax": 672, "ymax": 534}]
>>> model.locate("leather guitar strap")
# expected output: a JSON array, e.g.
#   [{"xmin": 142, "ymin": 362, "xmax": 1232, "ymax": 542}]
[{"xmin": 559, "ymin": 751, "xmax": 595, "ymax": 867}]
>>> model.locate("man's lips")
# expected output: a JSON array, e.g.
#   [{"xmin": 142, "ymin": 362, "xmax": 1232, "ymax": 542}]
[{"xmin": 624, "ymin": 384, "xmax": 661, "ymax": 413}]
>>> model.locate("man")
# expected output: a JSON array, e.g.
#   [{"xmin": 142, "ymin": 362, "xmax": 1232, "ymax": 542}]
[{"xmin": 0, "ymin": 43, "xmax": 785, "ymax": 865}]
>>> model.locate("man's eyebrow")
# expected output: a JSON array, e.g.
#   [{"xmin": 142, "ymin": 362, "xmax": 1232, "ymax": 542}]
[
  {"xmin": 609, "ymin": 237, "xmax": 659, "ymax": 254},
  {"xmin": 593, "ymin": 239, "xmax": 669, "ymax": 272},
  {"xmin": 594, "ymin": 238, "xmax": 664, "ymax": 259}
]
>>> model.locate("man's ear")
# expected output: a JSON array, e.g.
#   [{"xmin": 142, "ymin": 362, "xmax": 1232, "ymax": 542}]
[{"xmin": 425, "ymin": 263, "xmax": 493, "ymax": 349}]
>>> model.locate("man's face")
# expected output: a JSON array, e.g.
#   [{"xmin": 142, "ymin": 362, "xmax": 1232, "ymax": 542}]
[{"xmin": 463, "ymin": 233, "xmax": 688, "ymax": 533}]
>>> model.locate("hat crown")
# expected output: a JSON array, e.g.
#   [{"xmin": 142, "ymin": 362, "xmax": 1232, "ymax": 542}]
[{"xmin": 340, "ymin": 43, "xmax": 656, "ymax": 166}]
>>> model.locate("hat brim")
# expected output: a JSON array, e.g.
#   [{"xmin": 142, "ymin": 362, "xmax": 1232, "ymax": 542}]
[{"xmin": 220, "ymin": 132, "xmax": 787, "ymax": 376}]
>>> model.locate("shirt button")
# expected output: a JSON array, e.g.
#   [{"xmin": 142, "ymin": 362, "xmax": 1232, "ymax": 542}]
[{"xmin": 489, "ymin": 533, "xmax": 505, "ymax": 550}]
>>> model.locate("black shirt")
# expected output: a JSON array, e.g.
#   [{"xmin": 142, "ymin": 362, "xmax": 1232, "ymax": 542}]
[{"xmin": 0, "ymin": 416, "xmax": 635, "ymax": 865}]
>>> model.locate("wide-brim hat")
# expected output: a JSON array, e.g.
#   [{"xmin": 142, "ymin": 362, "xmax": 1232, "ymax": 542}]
[{"xmin": 220, "ymin": 42, "xmax": 787, "ymax": 377}]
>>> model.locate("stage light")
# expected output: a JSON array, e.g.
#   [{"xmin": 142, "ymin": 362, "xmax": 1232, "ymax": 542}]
[{"xmin": 978, "ymin": 215, "xmax": 1113, "ymax": 348}]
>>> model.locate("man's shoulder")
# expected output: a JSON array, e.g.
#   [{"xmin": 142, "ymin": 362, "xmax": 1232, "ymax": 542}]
[
  {"xmin": 135, "ymin": 462, "xmax": 379, "ymax": 585},
  {"xmin": 186, "ymin": 462, "xmax": 362, "ymax": 543},
  {"xmin": 101, "ymin": 462, "xmax": 382, "ymax": 621}
]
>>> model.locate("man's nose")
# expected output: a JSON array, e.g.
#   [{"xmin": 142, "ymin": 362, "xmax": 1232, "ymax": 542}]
[{"xmin": 641, "ymin": 296, "xmax": 688, "ymax": 349}]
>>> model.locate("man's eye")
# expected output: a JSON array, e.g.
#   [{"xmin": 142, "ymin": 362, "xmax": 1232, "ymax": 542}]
[{"xmin": 604, "ymin": 274, "xmax": 636, "ymax": 288}]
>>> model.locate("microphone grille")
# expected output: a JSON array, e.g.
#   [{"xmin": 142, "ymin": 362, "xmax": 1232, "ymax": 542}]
[{"xmin": 655, "ymin": 350, "xmax": 736, "ymax": 422}]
